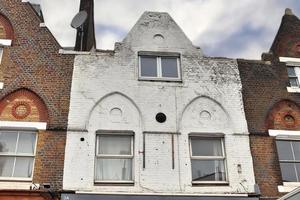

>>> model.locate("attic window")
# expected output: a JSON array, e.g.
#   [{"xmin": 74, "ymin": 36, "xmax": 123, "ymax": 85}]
[
  {"xmin": 287, "ymin": 66, "xmax": 299, "ymax": 87},
  {"xmin": 138, "ymin": 52, "xmax": 181, "ymax": 81}
]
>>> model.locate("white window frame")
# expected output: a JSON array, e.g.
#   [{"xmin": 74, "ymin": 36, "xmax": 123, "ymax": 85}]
[
  {"xmin": 287, "ymin": 66, "xmax": 299, "ymax": 87},
  {"xmin": 94, "ymin": 132, "xmax": 134, "ymax": 184},
  {"xmin": 269, "ymin": 130, "xmax": 300, "ymax": 192},
  {"xmin": 276, "ymin": 139, "xmax": 300, "ymax": 182},
  {"xmin": 0, "ymin": 130, "xmax": 38, "ymax": 181},
  {"xmin": 138, "ymin": 53, "xmax": 181, "ymax": 81},
  {"xmin": 189, "ymin": 136, "xmax": 228, "ymax": 184},
  {"xmin": 280, "ymin": 57, "xmax": 300, "ymax": 92}
]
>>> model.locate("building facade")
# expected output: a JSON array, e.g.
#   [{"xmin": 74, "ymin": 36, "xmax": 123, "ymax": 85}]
[
  {"xmin": 62, "ymin": 11, "xmax": 258, "ymax": 200},
  {"xmin": 238, "ymin": 8, "xmax": 300, "ymax": 200},
  {"xmin": 0, "ymin": 0, "xmax": 74, "ymax": 199}
]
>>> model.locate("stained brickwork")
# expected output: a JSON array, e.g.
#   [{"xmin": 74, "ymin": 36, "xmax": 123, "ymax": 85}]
[
  {"xmin": 238, "ymin": 59, "xmax": 300, "ymax": 198},
  {"xmin": 249, "ymin": 135, "xmax": 282, "ymax": 199},
  {"xmin": 0, "ymin": 0, "xmax": 74, "ymax": 194},
  {"xmin": 270, "ymin": 10, "xmax": 300, "ymax": 58}
]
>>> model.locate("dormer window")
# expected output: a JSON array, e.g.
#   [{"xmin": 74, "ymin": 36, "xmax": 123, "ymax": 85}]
[{"xmin": 138, "ymin": 52, "xmax": 181, "ymax": 81}]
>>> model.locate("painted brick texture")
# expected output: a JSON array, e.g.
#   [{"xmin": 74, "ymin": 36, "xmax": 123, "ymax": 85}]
[{"xmin": 64, "ymin": 12, "xmax": 256, "ymax": 195}]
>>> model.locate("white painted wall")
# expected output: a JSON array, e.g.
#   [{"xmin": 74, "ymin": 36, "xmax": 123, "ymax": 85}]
[{"xmin": 64, "ymin": 11, "xmax": 256, "ymax": 195}]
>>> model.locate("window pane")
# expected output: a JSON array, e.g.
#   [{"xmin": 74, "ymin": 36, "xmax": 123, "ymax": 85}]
[
  {"xmin": 276, "ymin": 141, "xmax": 294, "ymax": 161},
  {"xmin": 296, "ymin": 163, "xmax": 300, "ymax": 182},
  {"xmin": 191, "ymin": 160, "xmax": 226, "ymax": 181},
  {"xmin": 191, "ymin": 138, "xmax": 222, "ymax": 156},
  {"xmin": 0, "ymin": 157, "xmax": 14, "ymax": 177},
  {"xmin": 161, "ymin": 57, "xmax": 178, "ymax": 78},
  {"xmin": 98, "ymin": 135, "xmax": 131, "ymax": 155},
  {"xmin": 289, "ymin": 78, "xmax": 299, "ymax": 87},
  {"xmin": 13, "ymin": 157, "xmax": 34, "ymax": 178},
  {"xmin": 95, "ymin": 158, "xmax": 132, "ymax": 181},
  {"xmin": 280, "ymin": 163, "xmax": 297, "ymax": 182},
  {"xmin": 287, "ymin": 67, "xmax": 297, "ymax": 76},
  {"xmin": 0, "ymin": 132, "xmax": 18, "ymax": 154},
  {"xmin": 16, "ymin": 132, "xmax": 36, "ymax": 155},
  {"xmin": 140, "ymin": 56, "xmax": 157, "ymax": 77},
  {"xmin": 292, "ymin": 141, "xmax": 300, "ymax": 160}
]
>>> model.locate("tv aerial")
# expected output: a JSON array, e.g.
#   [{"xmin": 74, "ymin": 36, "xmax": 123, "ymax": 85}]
[
  {"xmin": 71, "ymin": 11, "xmax": 88, "ymax": 50},
  {"xmin": 71, "ymin": 11, "xmax": 87, "ymax": 29}
]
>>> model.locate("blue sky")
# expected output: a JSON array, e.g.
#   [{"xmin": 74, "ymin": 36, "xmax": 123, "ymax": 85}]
[{"xmin": 32, "ymin": 0, "xmax": 300, "ymax": 59}]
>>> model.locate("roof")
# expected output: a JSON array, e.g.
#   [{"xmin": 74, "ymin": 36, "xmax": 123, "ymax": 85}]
[{"xmin": 270, "ymin": 8, "xmax": 300, "ymax": 58}]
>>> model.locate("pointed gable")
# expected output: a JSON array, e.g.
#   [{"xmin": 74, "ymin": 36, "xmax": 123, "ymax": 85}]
[
  {"xmin": 270, "ymin": 8, "xmax": 300, "ymax": 58},
  {"xmin": 122, "ymin": 11, "xmax": 202, "ymax": 56}
]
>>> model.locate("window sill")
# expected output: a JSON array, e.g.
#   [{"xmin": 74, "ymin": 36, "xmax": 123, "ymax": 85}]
[
  {"xmin": 0, "ymin": 39, "xmax": 12, "ymax": 46},
  {"xmin": 94, "ymin": 181, "xmax": 134, "ymax": 186},
  {"xmin": 138, "ymin": 77, "xmax": 182, "ymax": 83},
  {"xmin": 278, "ymin": 182, "xmax": 300, "ymax": 193},
  {"xmin": 192, "ymin": 181, "xmax": 229, "ymax": 186},
  {"xmin": 287, "ymin": 87, "xmax": 300, "ymax": 93},
  {"xmin": 0, "ymin": 177, "xmax": 32, "ymax": 182}
]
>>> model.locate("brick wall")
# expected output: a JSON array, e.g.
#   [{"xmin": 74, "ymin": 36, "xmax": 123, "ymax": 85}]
[
  {"xmin": 270, "ymin": 11, "xmax": 300, "ymax": 58},
  {"xmin": 250, "ymin": 135, "xmax": 282, "ymax": 199},
  {"xmin": 0, "ymin": 0, "xmax": 74, "ymax": 191},
  {"xmin": 63, "ymin": 11, "xmax": 256, "ymax": 195},
  {"xmin": 238, "ymin": 59, "xmax": 300, "ymax": 198}
]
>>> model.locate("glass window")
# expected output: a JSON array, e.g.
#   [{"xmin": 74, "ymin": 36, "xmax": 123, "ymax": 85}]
[
  {"xmin": 95, "ymin": 134, "xmax": 133, "ymax": 183},
  {"xmin": 161, "ymin": 57, "xmax": 178, "ymax": 78},
  {"xmin": 190, "ymin": 137, "xmax": 227, "ymax": 183},
  {"xmin": 0, "ymin": 131, "xmax": 37, "ymax": 179},
  {"xmin": 139, "ymin": 54, "xmax": 180, "ymax": 80},
  {"xmin": 276, "ymin": 140, "xmax": 300, "ymax": 182},
  {"xmin": 287, "ymin": 67, "xmax": 299, "ymax": 87},
  {"xmin": 140, "ymin": 56, "xmax": 157, "ymax": 77}
]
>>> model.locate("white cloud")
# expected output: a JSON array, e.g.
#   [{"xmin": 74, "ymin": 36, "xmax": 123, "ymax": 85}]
[{"xmin": 35, "ymin": 0, "xmax": 299, "ymax": 58}]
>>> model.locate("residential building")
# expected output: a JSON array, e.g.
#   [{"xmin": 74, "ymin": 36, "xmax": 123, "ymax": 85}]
[
  {"xmin": 62, "ymin": 6, "xmax": 258, "ymax": 200},
  {"xmin": 0, "ymin": 0, "xmax": 74, "ymax": 199},
  {"xmin": 238, "ymin": 8, "xmax": 300, "ymax": 200}
]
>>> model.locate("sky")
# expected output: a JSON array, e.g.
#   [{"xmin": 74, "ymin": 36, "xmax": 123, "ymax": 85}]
[{"xmin": 30, "ymin": 0, "xmax": 300, "ymax": 59}]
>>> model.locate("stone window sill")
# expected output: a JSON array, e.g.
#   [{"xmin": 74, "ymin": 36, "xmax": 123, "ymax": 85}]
[
  {"xmin": 278, "ymin": 182, "xmax": 300, "ymax": 193},
  {"xmin": 287, "ymin": 87, "xmax": 300, "ymax": 93}
]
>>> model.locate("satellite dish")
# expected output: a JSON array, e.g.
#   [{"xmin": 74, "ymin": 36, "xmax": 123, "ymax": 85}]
[{"xmin": 71, "ymin": 11, "xmax": 88, "ymax": 29}]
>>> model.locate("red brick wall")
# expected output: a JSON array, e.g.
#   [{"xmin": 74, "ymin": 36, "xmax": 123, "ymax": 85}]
[
  {"xmin": 250, "ymin": 135, "xmax": 282, "ymax": 199},
  {"xmin": 0, "ymin": 0, "xmax": 74, "ymax": 191},
  {"xmin": 238, "ymin": 59, "xmax": 300, "ymax": 199},
  {"xmin": 270, "ymin": 13, "xmax": 300, "ymax": 58},
  {"xmin": 0, "ymin": 0, "xmax": 74, "ymax": 129}
]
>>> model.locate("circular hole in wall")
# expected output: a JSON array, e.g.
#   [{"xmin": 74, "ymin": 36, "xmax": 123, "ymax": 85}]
[{"xmin": 156, "ymin": 112, "xmax": 167, "ymax": 123}]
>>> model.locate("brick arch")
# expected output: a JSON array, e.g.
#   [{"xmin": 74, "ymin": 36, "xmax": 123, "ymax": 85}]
[
  {"xmin": 0, "ymin": 88, "xmax": 48, "ymax": 122},
  {"xmin": 0, "ymin": 13, "xmax": 14, "ymax": 40},
  {"xmin": 265, "ymin": 99, "xmax": 300, "ymax": 130}
]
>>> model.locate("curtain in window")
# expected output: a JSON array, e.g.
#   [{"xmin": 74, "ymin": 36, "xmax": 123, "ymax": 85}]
[
  {"xmin": 0, "ymin": 131, "xmax": 36, "ymax": 178},
  {"xmin": 95, "ymin": 158, "xmax": 132, "ymax": 181}
]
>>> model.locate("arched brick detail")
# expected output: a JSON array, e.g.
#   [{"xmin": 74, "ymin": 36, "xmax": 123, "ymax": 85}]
[
  {"xmin": 0, "ymin": 13, "xmax": 14, "ymax": 40},
  {"xmin": 0, "ymin": 88, "xmax": 48, "ymax": 122},
  {"xmin": 265, "ymin": 100, "xmax": 300, "ymax": 130}
]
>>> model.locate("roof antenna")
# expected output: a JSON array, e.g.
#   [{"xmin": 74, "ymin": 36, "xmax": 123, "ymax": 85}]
[{"xmin": 71, "ymin": 11, "xmax": 88, "ymax": 51}]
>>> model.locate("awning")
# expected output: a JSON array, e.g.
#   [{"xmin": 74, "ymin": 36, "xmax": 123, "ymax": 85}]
[{"xmin": 61, "ymin": 194, "xmax": 259, "ymax": 200}]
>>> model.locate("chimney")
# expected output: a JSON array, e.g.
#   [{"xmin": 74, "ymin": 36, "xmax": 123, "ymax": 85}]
[{"xmin": 74, "ymin": 0, "xmax": 96, "ymax": 51}]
